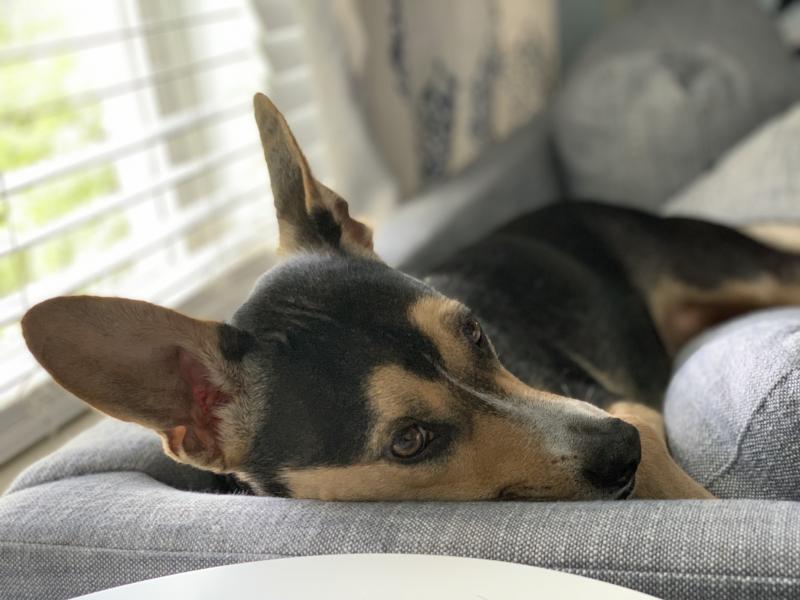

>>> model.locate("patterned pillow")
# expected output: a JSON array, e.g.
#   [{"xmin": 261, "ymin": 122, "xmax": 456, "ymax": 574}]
[
  {"xmin": 665, "ymin": 308, "xmax": 800, "ymax": 500},
  {"xmin": 296, "ymin": 0, "xmax": 557, "ymax": 204}
]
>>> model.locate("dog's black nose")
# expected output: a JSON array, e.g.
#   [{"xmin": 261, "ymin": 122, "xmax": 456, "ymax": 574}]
[{"xmin": 580, "ymin": 418, "xmax": 641, "ymax": 490}]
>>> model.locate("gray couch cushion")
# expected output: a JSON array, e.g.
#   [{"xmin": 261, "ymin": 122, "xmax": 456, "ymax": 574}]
[
  {"xmin": 664, "ymin": 102, "xmax": 800, "ymax": 226},
  {"xmin": 665, "ymin": 308, "xmax": 800, "ymax": 500},
  {"xmin": 3, "ymin": 420, "xmax": 800, "ymax": 600},
  {"xmin": 7, "ymin": 417, "xmax": 218, "ymax": 495},
  {"xmin": 553, "ymin": 0, "xmax": 800, "ymax": 210}
]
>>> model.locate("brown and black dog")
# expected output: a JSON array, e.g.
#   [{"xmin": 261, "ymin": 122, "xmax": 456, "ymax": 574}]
[{"xmin": 21, "ymin": 94, "xmax": 800, "ymax": 502}]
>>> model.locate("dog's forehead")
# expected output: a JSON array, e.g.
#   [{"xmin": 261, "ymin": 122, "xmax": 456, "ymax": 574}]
[
  {"xmin": 233, "ymin": 254, "xmax": 435, "ymax": 332},
  {"xmin": 233, "ymin": 255, "xmax": 459, "ymax": 480},
  {"xmin": 235, "ymin": 256, "xmax": 453, "ymax": 386}
]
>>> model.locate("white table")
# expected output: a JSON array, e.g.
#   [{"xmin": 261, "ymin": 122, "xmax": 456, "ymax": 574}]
[{"xmin": 76, "ymin": 554, "xmax": 659, "ymax": 599}]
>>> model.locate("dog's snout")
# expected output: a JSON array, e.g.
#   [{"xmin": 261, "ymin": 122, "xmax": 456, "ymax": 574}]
[{"xmin": 579, "ymin": 418, "xmax": 641, "ymax": 490}]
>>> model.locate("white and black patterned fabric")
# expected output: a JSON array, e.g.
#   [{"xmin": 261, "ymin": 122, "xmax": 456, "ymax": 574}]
[{"xmin": 295, "ymin": 0, "xmax": 557, "ymax": 206}]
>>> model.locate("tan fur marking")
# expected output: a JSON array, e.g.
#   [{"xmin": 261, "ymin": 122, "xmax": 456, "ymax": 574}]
[
  {"xmin": 364, "ymin": 365, "xmax": 454, "ymax": 454},
  {"xmin": 648, "ymin": 275, "xmax": 800, "ymax": 355},
  {"xmin": 408, "ymin": 296, "xmax": 472, "ymax": 373},
  {"xmin": 493, "ymin": 367, "xmax": 559, "ymax": 402},
  {"xmin": 744, "ymin": 223, "xmax": 800, "ymax": 253},
  {"xmin": 493, "ymin": 367, "xmax": 605, "ymax": 415},
  {"xmin": 608, "ymin": 401, "xmax": 714, "ymax": 500},
  {"xmin": 366, "ymin": 365, "xmax": 452, "ymax": 419},
  {"xmin": 281, "ymin": 413, "xmax": 578, "ymax": 501}
]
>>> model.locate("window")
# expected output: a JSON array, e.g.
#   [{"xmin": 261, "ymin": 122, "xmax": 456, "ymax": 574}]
[{"xmin": 0, "ymin": 0, "xmax": 323, "ymax": 463}]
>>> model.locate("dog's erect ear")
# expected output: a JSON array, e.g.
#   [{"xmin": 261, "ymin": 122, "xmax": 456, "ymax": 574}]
[
  {"xmin": 253, "ymin": 92, "xmax": 376, "ymax": 259},
  {"xmin": 22, "ymin": 296, "xmax": 262, "ymax": 473}
]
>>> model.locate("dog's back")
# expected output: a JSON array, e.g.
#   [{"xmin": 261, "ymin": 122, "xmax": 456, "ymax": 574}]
[{"xmin": 424, "ymin": 202, "xmax": 800, "ymax": 408}]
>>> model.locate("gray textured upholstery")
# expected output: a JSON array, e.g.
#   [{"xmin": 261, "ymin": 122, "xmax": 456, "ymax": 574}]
[
  {"xmin": 664, "ymin": 102, "xmax": 800, "ymax": 226},
  {"xmin": 4, "ymin": 4, "xmax": 800, "ymax": 599},
  {"xmin": 3, "ymin": 420, "xmax": 800, "ymax": 600},
  {"xmin": 665, "ymin": 308, "xmax": 800, "ymax": 501},
  {"xmin": 553, "ymin": 0, "xmax": 800, "ymax": 210}
]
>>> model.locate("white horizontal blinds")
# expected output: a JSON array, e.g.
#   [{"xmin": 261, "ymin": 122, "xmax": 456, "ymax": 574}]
[
  {"xmin": 251, "ymin": 0, "xmax": 328, "ymax": 174},
  {"xmin": 0, "ymin": 0, "xmax": 322, "ymax": 440}
]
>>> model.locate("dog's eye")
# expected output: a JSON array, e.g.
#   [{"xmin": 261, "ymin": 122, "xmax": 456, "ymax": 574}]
[
  {"xmin": 463, "ymin": 317, "xmax": 483, "ymax": 346},
  {"xmin": 391, "ymin": 424, "xmax": 430, "ymax": 459}
]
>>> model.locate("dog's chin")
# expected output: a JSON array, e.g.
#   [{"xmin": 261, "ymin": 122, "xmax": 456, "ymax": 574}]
[
  {"xmin": 495, "ymin": 476, "xmax": 636, "ymax": 502},
  {"xmin": 607, "ymin": 475, "xmax": 636, "ymax": 500},
  {"xmin": 580, "ymin": 475, "xmax": 636, "ymax": 501}
]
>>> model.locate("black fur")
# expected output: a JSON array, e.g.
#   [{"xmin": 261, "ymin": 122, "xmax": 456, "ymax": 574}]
[
  {"xmin": 230, "ymin": 254, "xmax": 443, "ymax": 484},
  {"xmin": 425, "ymin": 204, "xmax": 671, "ymax": 406},
  {"xmin": 222, "ymin": 201, "xmax": 800, "ymax": 489},
  {"xmin": 425, "ymin": 202, "xmax": 800, "ymax": 407},
  {"xmin": 217, "ymin": 323, "xmax": 256, "ymax": 362},
  {"xmin": 309, "ymin": 208, "xmax": 342, "ymax": 249}
]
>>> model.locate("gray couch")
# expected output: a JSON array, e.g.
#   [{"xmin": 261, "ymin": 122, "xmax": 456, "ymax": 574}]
[
  {"xmin": 3, "ymin": 416, "xmax": 800, "ymax": 599},
  {"xmin": 2, "ymin": 1, "xmax": 800, "ymax": 599}
]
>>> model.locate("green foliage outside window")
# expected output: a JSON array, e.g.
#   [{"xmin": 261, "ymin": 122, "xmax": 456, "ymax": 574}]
[{"xmin": 0, "ymin": 11, "xmax": 127, "ymax": 301}]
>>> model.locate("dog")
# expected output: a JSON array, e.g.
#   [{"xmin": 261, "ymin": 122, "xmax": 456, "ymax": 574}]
[{"xmin": 21, "ymin": 93, "xmax": 800, "ymax": 502}]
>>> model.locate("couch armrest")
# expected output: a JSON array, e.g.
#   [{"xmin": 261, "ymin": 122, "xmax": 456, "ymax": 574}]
[
  {"xmin": 665, "ymin": 308, "xmax": 800, "ymax": 500},
  {"xmin": 6, "ymin": 419, "xmax": 219, "ymax": 495},
  {"xmin": 2, "ymin": 463, "xmax": 800, "ymax": 600}
]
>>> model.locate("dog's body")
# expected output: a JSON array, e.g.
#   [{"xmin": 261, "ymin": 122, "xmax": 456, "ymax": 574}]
[
  {"xmin": 422, "ymin": 201, "xmax": 800, "ymax": 409},
  {"xmin": 22, "ymin": 95, "xmax": 800, "ymax": 503}
]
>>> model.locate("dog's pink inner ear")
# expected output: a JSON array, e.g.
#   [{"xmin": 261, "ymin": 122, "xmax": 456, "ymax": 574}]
[
  {"xmin": 332, "ymin": 195, "xmax": 374, "ymax": 251},
  {"xmin": 164, "ymin": 349, "xmax": 232, "ymax": 460}
]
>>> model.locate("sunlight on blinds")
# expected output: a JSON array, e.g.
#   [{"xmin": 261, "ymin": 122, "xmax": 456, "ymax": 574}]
[{"xmin": 0, "ymin": 0, "xmax": 323, "ymax": 461}]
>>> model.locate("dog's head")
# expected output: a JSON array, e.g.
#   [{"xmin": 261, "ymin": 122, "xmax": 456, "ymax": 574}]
[{"xmin": 22, "ymin": 94, "xmax": 639, "ymax": 501}]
